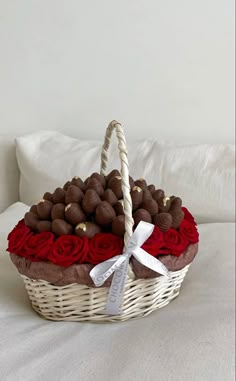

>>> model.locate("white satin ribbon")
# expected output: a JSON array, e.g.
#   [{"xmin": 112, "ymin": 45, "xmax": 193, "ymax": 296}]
[{"xmin": 90, "ymin": 221, "xmax": 170, "ymax": 315}]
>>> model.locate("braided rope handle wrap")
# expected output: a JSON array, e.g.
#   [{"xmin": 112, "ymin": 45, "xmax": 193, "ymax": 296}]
[{"xmin": 100, "ymin": 120, "xmax": 134, "ymax": 248}]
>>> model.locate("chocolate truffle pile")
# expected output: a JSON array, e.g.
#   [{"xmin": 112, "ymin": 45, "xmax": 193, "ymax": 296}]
[{"xmin": 24, "ymin": 170, "xmax": 184, "ymax": 238}]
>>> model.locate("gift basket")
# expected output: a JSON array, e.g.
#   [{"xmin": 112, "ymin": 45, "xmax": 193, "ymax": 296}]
[{"xmin": 7, "ymin": 121, "xmax": 199, "ymax": 322}]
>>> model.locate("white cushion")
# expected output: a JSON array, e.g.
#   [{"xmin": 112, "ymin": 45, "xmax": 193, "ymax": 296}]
[
  {"xmin": 16, "ymin": 130, "xmax": 235, "ymax": 223},
  {"xmin": 0, "ymin": 202, "xmax": 29, "ymax": 260},
  {"xmin": 155, "ymin": 142, "xmax": 235, "ymax": 223},
  {"xmin": 0, "ymin": 137, "xmax": 20, "ymax": 213},
  {"xmin": 0, "ymin": 202, "xmax": 29, "ymax": 234},
  {"xmin": 0, "ymin": 202, "xmax": 234, "ymax": 380}
]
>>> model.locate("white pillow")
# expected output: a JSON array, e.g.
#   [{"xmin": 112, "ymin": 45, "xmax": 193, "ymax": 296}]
[
  {"xmin": 154, "ymin": 142, "xmax": 235, "ymax": 223},
  {"xmin": 0, "ymin": 202, "xmax": 29, "ymax": 258},
  {"xmin": 15, "ymin": 130, "xmax": 154, "ymax": 202},
  {"xmin": 16, "ymin": 130, "xmax": 235, "ymax": 223},
  {"xmin": 0, "ymin": 137, "xmax": 20, "ymax": 213},
  {"xmin": 0, "ymin": 202, "xmax": 29, "ymax": 234}
]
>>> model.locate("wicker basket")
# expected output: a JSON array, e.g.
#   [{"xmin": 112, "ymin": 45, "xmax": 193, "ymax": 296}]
[{"xmin": 19, "ymin": 121, "xmax": 191, "ymax": 322}]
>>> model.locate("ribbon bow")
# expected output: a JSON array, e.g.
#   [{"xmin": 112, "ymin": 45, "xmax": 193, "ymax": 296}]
[{"xmin": 90, "ymin": 221, "xmax": 170, "ymax": 315}]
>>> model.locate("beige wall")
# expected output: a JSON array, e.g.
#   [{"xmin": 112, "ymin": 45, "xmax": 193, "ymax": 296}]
[{"xmin": 0, "ymin": 0, "xmax": 235, "ymax": 143}]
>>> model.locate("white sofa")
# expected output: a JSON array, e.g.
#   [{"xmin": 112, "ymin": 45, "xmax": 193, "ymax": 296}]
[{"xmin": 0, "ymin": 131, "xmax": 235, "ymax": 381}]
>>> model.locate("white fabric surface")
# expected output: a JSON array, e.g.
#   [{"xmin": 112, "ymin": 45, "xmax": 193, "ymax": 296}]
[
  {"xmin": 16, "ymin": 130, "xmax": 235, "ymax": 223},
  {"xmin": 0, "ymin": 137, "xmax": 19, "ymax": 213},
  {"xmin": 0, "ymin": 203, "xmax": 235, "ymax": 381}
]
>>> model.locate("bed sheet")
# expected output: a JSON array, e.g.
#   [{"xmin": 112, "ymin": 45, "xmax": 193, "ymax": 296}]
[{"xmin": 0, "ymin": 203, "xmax": 235, "ymax": 381}]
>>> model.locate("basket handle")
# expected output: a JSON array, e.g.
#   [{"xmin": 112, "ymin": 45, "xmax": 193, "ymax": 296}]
[{"xmin": 100, "ymin": 120, "xmax": 134, "ymax": 247}]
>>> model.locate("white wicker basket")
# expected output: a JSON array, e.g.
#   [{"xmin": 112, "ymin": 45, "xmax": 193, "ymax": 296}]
[{"xmin": 20, "ymin": 121, "xmax": 191, "ymax": 322}]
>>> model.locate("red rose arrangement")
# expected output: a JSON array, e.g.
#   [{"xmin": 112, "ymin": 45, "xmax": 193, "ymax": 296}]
[
  {"xmin": 142, "ymin": 208, "xmax": 198, "ymax": 257},
  {"xmin": 7, "ymin": 207, "xmax": 198, "ymax": 267}
]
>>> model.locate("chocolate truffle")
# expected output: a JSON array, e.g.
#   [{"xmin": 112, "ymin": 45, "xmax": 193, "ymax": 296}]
[
  {"xmin": 112, "ymin": 215, "xmax": 126, "ymax": 237},
  {"xmin": 71, "ymin": 177, "xmax": 86, "ymax": 192},
  {"xmin": 87, "ymin": 178, "xmax": 104, "ymax": 197},
  {"xmin": 114, "ymin": 200, "xmax": 125, "ymax": 215},
  {"xmin": 95, "ymin": 201, "xmax": 116, "ymax": 226},
  {"xmin": 140, "ymin": 199, "xmax": 158, "ymax": 216},
  {"xmin": 63, "ymin": 181, "xmax": 71, "ymax": 191},
  {"xmin": 24, "ymin": 212, "xmax": 39, "ymax": 231},
  {"xmin": 75, "ymin": 222, "xmax": 101, "ymax": 239},
  {"xmin": 169, "ymin": 197, "xmax": 182, "ymax": 211},
  {"xmin": 142, "ymin": 189, "xmax": 152, "ymax": 202},
  {"xmin": 133, "ymin": 209, "xmax": 152, "ymax": 226},
  {"xmin": 147, "ymin": 184, "xmax": 156, "ymax": 194},
  {"xmin": 52, "ymin": 188, "xmax": 66, "ymax": 204},
  {"xmin": 170, "ymin": 210, "xmax": 184, "ymax": 229},
  {"xmin": 84, "ymin": 176, "xmax": 90, "ymax": 185},
  {"xmin": 102, "ymin": 189, "xmax": 118, "ymax": 206},
  {"xmin": 43, "ymin": 192, "xmax": 54, "ymax": 203},
  {"xmin": 90, "ymin": 173, "xmax": 106, "ymax": 188},
  {"xmin": 108, "ymin": 176, "xmax": 123, "ymax": 199},
  {"xmin": 52, "ymin": 219, "xmax": 73, "ymax": 236},
  {"xmin": 157, "ymin": 196, "xmax": 171, "ymax": 213},
  {"xmin": 36, "ymin": 200, "xmax": 53, "ymax": 220},
  {"xmin": 65, "ymin": 185, "xmax": 84, "ymax": 204},
  {"xmin": 65, "ymin": 203, "xmax": 86, "ymax": 225},
  {"xmin": 51, "ymin": 203, "xmax": 65, "ymax": 220},
  {"xmin": 134, "ymin": 178, "xmax": 147, "ymax": 190},
  {"xmin": 106, "ymin": 169, "xmax": 121, "ymax": 184},
  {"xmin": 153, "ymin": 189, "xmax": 165, "ymax": 202},
  {"xmin": 153, "ymin": 213, "xmax": 172, "ymax": 232},
  {"xmin": 82, "ymin": 189, "xmax": 101, "ymax": 214},
  {"xmin": 130, "ymin": 186, "xmax": 143, "ymax": 210},
  {"xmin": 129, "ymin": 176, "xmax": 135, "ymax": 189},
  {"xmin": 37, "ymin": 220, "xmax": 52, "ymax": 233},
  {"xmin": 29, "ymin": 205, "xmax": 38, "ymax": 216}
]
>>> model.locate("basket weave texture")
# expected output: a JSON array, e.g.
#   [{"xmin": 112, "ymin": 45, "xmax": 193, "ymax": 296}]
[
  {"xmin": 19, "ymin": 121, "xmax": 192, "ymax": 322},
  {"xmin": 22, "ymin": 265, "xmax": 189, "ymax": 322}
]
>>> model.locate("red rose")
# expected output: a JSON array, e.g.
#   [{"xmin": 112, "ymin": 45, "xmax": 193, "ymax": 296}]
[
  {"xmin": 7, "ymin": 220, "xmax": 32, "ymax": 254},
  {"xmin": 182, "ymin": 207, "xmax": 197, "ymax": 225},
  {"xmin": 48, "ymin": 235, "xmax": 89, "ymax": 267},
  {"xmin": 158, "ymin": 247, "xmax": 170, "ymax": 255},
  {"xmin": 87, "ymin": 233, "xmax": 124, "ymax": 265},
  {"xmin": 142, "ymin": 226, "xmax": 164, "ymax": 256},
  {"xmin": 20, "ymin": 232, "xmax": 55, "ymax": 262},
  {"xmin": 179, "ymin": 219, "xmax": 199, "ymax": 244},
  {"xmin": 163, "ymin": 228, "xmax": 188, "ymax": 256}
]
